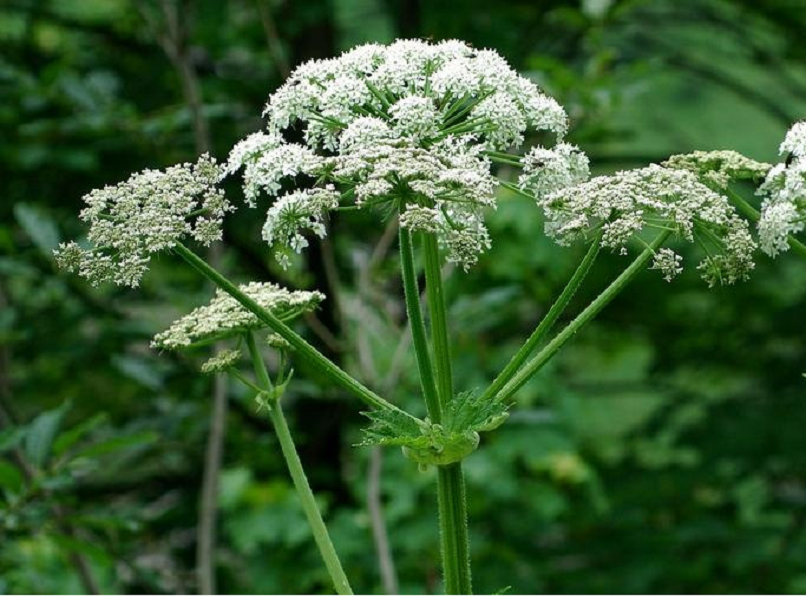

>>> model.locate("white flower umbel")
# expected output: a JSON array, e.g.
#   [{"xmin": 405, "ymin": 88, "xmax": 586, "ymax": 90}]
[
  {"xmin": 539, "ymin": 164, "xmax": 756, "ymax": 286},
  {"xmin": 262, "ymin": 186, "xmax": 341, "ymax": 268},
  {"xmin": 757, "ymin": 122, "xmax": 806, "ymax": 256},
  {"xmin": 519, "ymin": 143, "xmax": 590, "ymax": 200},
  {"xmin": 152, "ymin": 282, "xmax": 324, "ymax": 350},
  {"xmin": 227, "ymin": 39, "xmax": 570, "ymax": 270},
  {"xmin": 55, "ymin": 155, "xmax": 231, "ymax": 287}
]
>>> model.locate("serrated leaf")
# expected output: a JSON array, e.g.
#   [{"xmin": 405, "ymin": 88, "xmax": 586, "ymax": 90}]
[
  {"xmin": 444, "ymin": 390, "xmax": 510, "ymax": 433},
  {"xmin": 14, "ymin": 203, "xmax": 60, "ymax": 256},
  {"xmin": 24, "ymin": 401, "xmax": 71, "ymax": 468},
  {"xmin": 358, "ymin": 409, "xmax": 424, "ymax": 447}
]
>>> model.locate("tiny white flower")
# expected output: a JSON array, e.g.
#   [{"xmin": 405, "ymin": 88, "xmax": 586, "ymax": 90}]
[{"xmin": 650, "ymin": 248, "xmax": 683, "ymax": 282}]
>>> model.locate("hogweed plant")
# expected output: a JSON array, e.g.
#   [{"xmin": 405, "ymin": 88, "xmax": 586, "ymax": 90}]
[{"xmin": 55, "ymin": 39, "xmax": 806, "ymax": 594}]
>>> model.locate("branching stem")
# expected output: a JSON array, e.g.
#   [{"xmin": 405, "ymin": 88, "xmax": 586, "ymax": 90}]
[
  {"xmin": 420, "ymin": 232, "xmax": 472, "ymax": 595},
  {"xmin": 494, "ymin": 230, "xmax": 671, "ymax": 403},
  {"xmin": 398, "ymin": 228, "xmax": 442, "ymax": 422},
  {"xmin": 173, "ymin": 243, "xmax": 415, "ymax": 420},
  {"xmin": 481, "ymin": 232, "xmax": 602, "ymax": 402}
]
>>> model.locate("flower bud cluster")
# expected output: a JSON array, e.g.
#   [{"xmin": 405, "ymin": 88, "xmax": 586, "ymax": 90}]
[{"xmin": 662, "ymin": 150, "xmax": 771, "ymax": 190}]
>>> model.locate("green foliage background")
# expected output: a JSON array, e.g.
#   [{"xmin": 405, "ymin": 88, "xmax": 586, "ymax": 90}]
[{"xmin": 1, "ymin": 0, "xmax": 805, "ymax": 593}]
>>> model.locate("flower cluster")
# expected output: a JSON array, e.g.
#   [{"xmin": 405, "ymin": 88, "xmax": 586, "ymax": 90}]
[
  {"xmin": 518, "ymin": 143, "xmax": 590, "ymax": 200},
  {"xmin": 662, "ymin": 150, "xmax": 771, "ymax": 190},
  {"xmin": 152, "ymin": 282, "xmax": 324, "ymax": 349},
  {"xmin": 227, "ymin": 39, "xmax": 570, "ymax": 270},
  {"xmin": 536, "ymin": 164, "xmax": 756, "ymax": 286},
  {"xmin": 55, "ymin": 155, "xmax": 231, "ymax": 287},
  {"xmin": 757, "ymin": 122, "xmax": 806, "ymax": 256}
]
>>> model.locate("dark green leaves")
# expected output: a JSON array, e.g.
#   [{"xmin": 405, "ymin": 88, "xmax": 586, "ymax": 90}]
[{"xmin": 24, "ymin": 401, "xmax": 71, "ymax": 469}]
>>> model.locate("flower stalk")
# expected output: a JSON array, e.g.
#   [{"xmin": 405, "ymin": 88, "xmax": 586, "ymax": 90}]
[
  {"xmin": 481, "ymin": 232, "xmax": 601, "ymax": 402},
  {"xmin": 421, "ymin": 232, "xmax": 472, "ymax": 595},
  {"xmin": 246, "ymin": 332, "xmax": 353, "ymax": 595},
  {"xmin": 173, "ymin": 242, "xmax": 413, "ymax": 419},
  {"xmin": 494, "ymin": 230, "xmax": 671, "ymax": 404}
]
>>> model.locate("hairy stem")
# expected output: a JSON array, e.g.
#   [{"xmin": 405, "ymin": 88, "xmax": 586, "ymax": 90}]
[
  {"xmin": 246, "ymin": 333, "xmax": 353, "ymax": 595},
  {"xmin": 481, "ymin": 233, "xmax": 601, "ymax": 402},
  {"xmin": 398, "ymin": 229, "xmax": 441, "ymax": 422},
  {"xmin": 495, "ymin": 231, "xmax": 671, "ymax": 403},
  {"xmin": 421, "ymin": 232, "xmax": 472, "ymax": 595},
  {"xmin": 174, "ymin": 243, "xmax": 411, "ymax": 418},
  {"xmin": 725, "ymin": 188, "xmax": 806, "ymax": 260}
]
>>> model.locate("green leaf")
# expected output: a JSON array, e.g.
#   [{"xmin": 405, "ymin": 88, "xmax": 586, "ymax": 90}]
[
  {"xmin": 53, "ymin": 413, "xmax": 108, "ymax": 457},
  {"xmin": 13, "ymin": 203, "xmax": 60, "ymax": 256},
  {"xmin": 48, "ymin": 533, "xmax": 113, "ymax": 568},
  {"xmin": 111, "ymin": 355, "xmax": 165, "ymax": 391},
  {"xmin": 24, "ymin": 401, "xmax": 71, "ymax": 468},
  {"xmin": 0, "ymin": 459, "xmax": 24, "ymax": 494},
  {"xmin": 0, "ymin": 426, "xmax": 25, "ymax": 453},
  {"xmin": 71, "ymin": 431, "xmax": 159, "ymax": 460}
]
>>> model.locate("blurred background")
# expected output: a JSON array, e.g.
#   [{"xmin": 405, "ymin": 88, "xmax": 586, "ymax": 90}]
[{"xmin": 1, "ymin": 0, "xmax": 806, "ymax": 594}]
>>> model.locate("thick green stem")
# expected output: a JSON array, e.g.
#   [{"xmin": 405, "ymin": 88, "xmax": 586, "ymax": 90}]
[
  {"xmin": 495, "ymin": 231, "xmax": 671, "ymax": 404},
  {"xmin": 246, "ymin": 333, "xmax": 353, "ymax": 595},
  {"xmin": 481, "ymin": 233, "xmax": 601, "ymax": 402},
  {"xmin": 725, "ymin": 188, "xmax": 806, "ymax": 261},
  {"xmin": 436, "ymin": 464, "xmax": 471, "ymax": 595},
  {"xmin": 398, "ymin": 228, "xmax": 442, "ymax": 422},
  {"xmin": 174, "ymin": 242, "xmax": 408, "ymax": 417},
  {"xmin": 422, "ymin": 234, "xmax": 453, "ymax": 405},
  {"xmin": 421, "ymin": 233, "xmax": 472, "ymax": 596}
]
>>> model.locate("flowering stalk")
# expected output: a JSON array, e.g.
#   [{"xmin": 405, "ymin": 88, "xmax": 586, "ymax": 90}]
[
  {"xmin": 493, "ymin": 230, "xmax": 671, "ymax": 403},
  {"xmin": 481, "ymin": 232, "xmax": 602, "ymax": 403},
  {"xmin": 173, "ymin": 242, "xmax": 415, "ymax": 419},
  {"xmin": 421, "ymin": 232, "xmax": 472, "ymax": 595},
  {"xmin": 246, "ymin": 332, "xmax": 353, "ymax": 595},
  {"xmin": 398, "ymin": 228, "xmax": 442, "ymax": 422}
]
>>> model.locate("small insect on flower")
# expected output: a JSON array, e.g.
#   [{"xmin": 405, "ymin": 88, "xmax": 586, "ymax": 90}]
[
  {"xmin": 757, "ymin": 122, "xmax": 806, "ymax": 256},
  {"xmin": 152, "ymin": 282, "xmax": 324, "ymax": 350},
  {"xmin": 226, "ymin": 39, "xmax": 571, "ymax": 271},
  {"xmin": 54, "ymin": 154, "xmax": 232, "ymax": 288}
]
